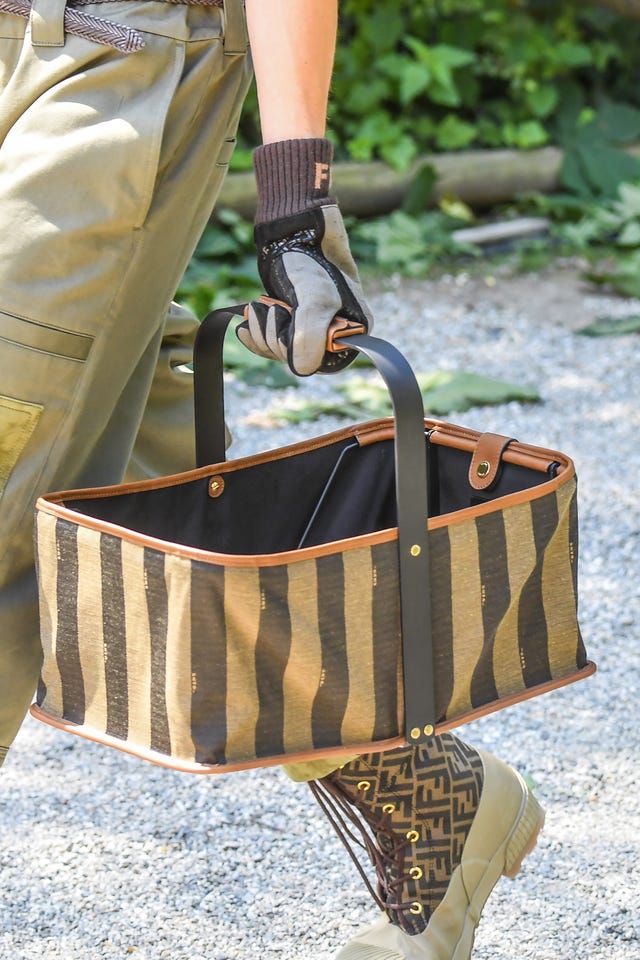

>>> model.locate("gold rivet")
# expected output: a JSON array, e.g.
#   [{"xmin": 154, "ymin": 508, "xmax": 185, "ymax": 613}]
[
  {"xmin": 423, "ymin": 724, "xmax": 434, "ymax": 737},
  {"xmin": 208, "ymin": 475, "xmax": 225, "ymax": 498},
  {"xmin": 410, "ymin": 544, "xmax": 421, "ymax": 557},
  {"xmin": 476, "ymin": 460, "xmax": 491, "ymax": 478},
  {"xmin": 357, "ymin": 780, "xmax": 371, "ymax": 792},
  {"xmin": 382, "ymin": 803, "xmax": 395, "ymax": 814},
  {"xmin": 406, "ymin": 829, "xmax": 419, "ymax": 843},
  {"xmin": 410, "ymin": 727, "xmax": 421, "ymax": 740},
  {"xmin": 409, "ymin": 866, "xmax": 423, "ymax": 880},
  {"xmin": 409, "ymin": 902, "xmax": 423, "ymax": 915}
]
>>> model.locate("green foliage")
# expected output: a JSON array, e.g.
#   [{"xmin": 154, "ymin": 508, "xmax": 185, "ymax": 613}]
[
  {"xmin": 554, "ymin": 92, "xmax": 640, "ymax": 197},
  {"xmin": 350, "ymin": 209, "xmax": 478, "ymax": 276},
  {"xmin": 268, "ymin": 371, "xmax": 540, "ymax": 425},
  {"xmin": 176, "ymin": 209, "xmax": 261, "ymax": 318},
  {"xmin": 231, "ymin": 0, "xmax": 640, "ymax": 171},
  {"xmin": 522, "ymin": 179, "xmax": 640, "ymax": 297},
  {"xmin": 578, "ymin": 315, "xmax": 640, "ymax": 336}
]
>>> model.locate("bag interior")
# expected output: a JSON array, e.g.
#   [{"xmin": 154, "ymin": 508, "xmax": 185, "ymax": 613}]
[{"xmin": 65, "ymin": 434, "xmax": 555, "ymax": 555}]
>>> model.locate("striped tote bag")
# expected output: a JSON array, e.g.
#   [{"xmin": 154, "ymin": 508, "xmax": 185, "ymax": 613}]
[{"xmin": 30, "ymin": 307, "xmax": 595, "ymax": 773}]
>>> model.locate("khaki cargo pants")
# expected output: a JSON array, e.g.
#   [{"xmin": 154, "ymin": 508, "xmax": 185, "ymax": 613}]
[
  {"xmin": 0, "ymin": 0, "xmax": 255, "ymax": 764},
  {"xmin": 0, "ymin": 0, "xmax": 347, "ymax": 782}
]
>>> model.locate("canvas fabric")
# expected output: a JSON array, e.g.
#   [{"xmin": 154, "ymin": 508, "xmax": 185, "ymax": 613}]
[
  {"xmin": 31, "ymin": 420, "xmax": 591, "ymax": 774},
  {"xmin": 0, "ymin": 0, "xmax": 253, "ymax": 764}
]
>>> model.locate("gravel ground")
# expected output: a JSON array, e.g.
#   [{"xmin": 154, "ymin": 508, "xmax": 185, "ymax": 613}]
[{"xmin": 1, "ymin": 260, "xmax": 639, "ymax": 960}]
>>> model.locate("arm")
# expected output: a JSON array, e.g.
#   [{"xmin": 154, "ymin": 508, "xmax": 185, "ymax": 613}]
[
  {"xmin": 245, "ymin": 0, "xmax": 338, "ymax": 142},
  {"xmin": 240, "ymin": 0, "xmax": 373, "ymax": 376}
]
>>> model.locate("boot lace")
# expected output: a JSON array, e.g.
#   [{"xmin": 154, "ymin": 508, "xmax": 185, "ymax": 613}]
[{"xmin": 308, "ymin": 777, "xmax": 427, "ymax": 932}]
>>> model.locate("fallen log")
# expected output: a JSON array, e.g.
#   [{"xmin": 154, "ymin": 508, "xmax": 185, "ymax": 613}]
[{"xmin": 216, "ymin": 146, "xmax": 564, "ymax": 221}]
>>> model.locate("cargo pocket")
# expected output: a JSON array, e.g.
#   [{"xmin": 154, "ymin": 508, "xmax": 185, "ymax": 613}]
[
  {"xmin": 0, "ymin": 395, "xmax": 43, "ymax": 498},
  {"xmin": 0, "ymin": 309, "xmax": 93, "ymax": 531}
]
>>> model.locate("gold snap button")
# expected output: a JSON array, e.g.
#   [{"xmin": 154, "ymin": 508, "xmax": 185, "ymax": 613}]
[
  {"xmin": 208, "ymin": 475, "xmax": 225, "ymax": 498},
  {"xmin": 476, "ymin": 460, "xmax": 491, "ymax": 478},
  {"xmin": 410, "ymin": 727, "xmax": 421, "ymax": 740},
  {"xmin": 410, "ymin": 544, "xmax": 421, "ymax": 557},
  {"xmin": 423, "ymin": 724, "xmax": 434, "ymax": 737}
]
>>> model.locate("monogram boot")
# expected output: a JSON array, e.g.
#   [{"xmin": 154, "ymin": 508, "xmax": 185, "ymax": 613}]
[{"xmin": 308, "ymin": 734, "xmax": 544, "ymax": 960}]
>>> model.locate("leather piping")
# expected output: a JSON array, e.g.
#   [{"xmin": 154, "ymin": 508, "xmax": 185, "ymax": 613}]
[
  {"xmin": 37, "ymin": 417, "xmax": 576, "ymax": 569},
  {"xmin": 28, "ymin": 704, "xmax": 405, "ymax": 775},
  {"xmin": 29, "ymin": 661, "xmax": 595, "ymax": 775}
]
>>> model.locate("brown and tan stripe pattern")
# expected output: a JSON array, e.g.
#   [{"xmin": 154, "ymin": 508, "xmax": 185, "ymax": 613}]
[
  {"xmin": 34, "ymin": 473, "xmax": 589, "ymax": 772},
  {"xmin": 36, "ymin": 516, "xmax": 403, "ymax": 768}
]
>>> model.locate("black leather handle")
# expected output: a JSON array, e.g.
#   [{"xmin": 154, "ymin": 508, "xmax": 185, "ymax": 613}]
[{"xmin": 193, "ymin": 306, "xmax": 436, "ymax": 741}]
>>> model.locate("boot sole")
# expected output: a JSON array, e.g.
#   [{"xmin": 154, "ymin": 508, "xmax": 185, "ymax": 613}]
[{"xmin": 503, "ymin": 783, "xmax": 545, "ymax": 879}]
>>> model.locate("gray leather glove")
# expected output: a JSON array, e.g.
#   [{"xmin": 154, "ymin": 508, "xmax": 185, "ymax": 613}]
[
  {"xmin": 239, "ymin": 204, "xmax": 373, "ymax": 375},
  {"xmin": 236, "ymin": 139, "xmax": 374, "ymax": 376}
]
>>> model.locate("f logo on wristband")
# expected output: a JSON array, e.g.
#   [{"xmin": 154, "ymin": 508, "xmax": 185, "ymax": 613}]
[{"xmin": 314, "ymin": 162, "xmax": 331, "ymax": 191}]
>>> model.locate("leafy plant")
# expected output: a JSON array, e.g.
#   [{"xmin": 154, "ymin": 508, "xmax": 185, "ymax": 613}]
[
  {"xmin": 350, "ymin": 209, "xmax": 478, "ymax": 276},
  {"xmin": 230, "ymin": 1, "xmax": 640, "ymax": 171},
  {"xmin": 520, "ymin": 178, "xmax": 640, "ymax": 297},
  {"xmin": 578, "ymin": 315, "xmax": 640, "ymax": 336},
  {"xmin": 176, "ymin": 209, "xmax": 261, "ymax": 318},
  {"xmin": 266, "ymin": 371, "xmax": 540, "ymax": 425},
  {"xmin": 554, "ymin": 93, "xmax": 640, "ymax": 198}
]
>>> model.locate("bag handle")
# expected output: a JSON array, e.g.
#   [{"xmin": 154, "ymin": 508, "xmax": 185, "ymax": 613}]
[{"xmin": 193, "ymin": 302, "xmax": 436, "ymax": 744}]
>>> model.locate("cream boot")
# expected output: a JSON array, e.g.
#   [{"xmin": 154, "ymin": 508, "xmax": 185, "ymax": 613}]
[{"xmin": 309, "ymin": 735, "xmax": 544, "ymax": 960}]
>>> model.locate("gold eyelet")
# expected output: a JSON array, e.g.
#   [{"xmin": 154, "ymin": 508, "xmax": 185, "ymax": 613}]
[
  {"xmin": 382, "ymin": 803, "xmax": 395, "ymax": 814},
  {"xmin": 208, "ymin": 475, "xmax": 225, "ymax": 498},
  {"xmin": 409, "ymin": 902, "xmax": 423, "ymax": 915},
  {"xmin": 409, "ymin": 866, "xmax": 423, "ymax": 880},
  {"xmin": 357, "ymin": 780, "xmax": 371, "ymax": 792},
  {"xmin": 406, "ymin": 829, "xmax": 420, "ymax": 843}
]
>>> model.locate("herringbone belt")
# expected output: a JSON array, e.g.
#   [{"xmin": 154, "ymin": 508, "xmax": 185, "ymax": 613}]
[{"xmin": 0, "ymin": 0, "xmax": 224, "ymax": 54}]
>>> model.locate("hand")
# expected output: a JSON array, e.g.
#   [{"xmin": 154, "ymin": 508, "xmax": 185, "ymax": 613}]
[{"xmin": 237, "ymin": 203, "xmax": 373, "ymax": 376}]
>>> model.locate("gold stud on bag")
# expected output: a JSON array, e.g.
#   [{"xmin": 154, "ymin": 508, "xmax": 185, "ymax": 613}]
[{"xmin": 30, "ymin": 302, "xmax": 596, "ymax": 774}]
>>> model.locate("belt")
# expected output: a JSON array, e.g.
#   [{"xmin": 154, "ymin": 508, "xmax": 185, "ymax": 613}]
[{"xmin": 0, "ymin": 0, "xmax": 224, "ymax": 54}]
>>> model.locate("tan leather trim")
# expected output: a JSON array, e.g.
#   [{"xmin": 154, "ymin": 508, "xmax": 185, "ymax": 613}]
[
  {"xmin": 428, "ymin": 421, "xmax": 572, "ymax": 474},
  {"xmin": 36, "ymin": 415, "xmax": 576, "ymax": 568},
  {"xmin": 28, "ymin": 704, "xmax": 404, "ymax": 775},
  {"xmin": 436, "ymin": 660, "xmax": 597, "ymax": 734},
  {"xmin": 356, "ymin": 424, "xmax": 395, "ymax": 447},
  {"xmin": 468, "ymin": 432, "xmax": 514, "ymax": 491},
  {"xmin": 43, "ymin": 420, "xmax": 383, "ymax": 504},
  {"xmin": 35, "ymin": 463, "xmax": 576, "ymax": 568},
  {"xmin": 31, "ymin": 661, "xmax": 595, "ymax": 772},
  {"xmin": 35, "ymin": 496, "xmax": 399, "ymax": 566}
]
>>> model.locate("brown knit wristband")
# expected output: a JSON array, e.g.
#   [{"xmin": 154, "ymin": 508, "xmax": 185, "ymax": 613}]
[{"xmin": 253, "ymin": 138, "xmax": 335, "ymax": 224}]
